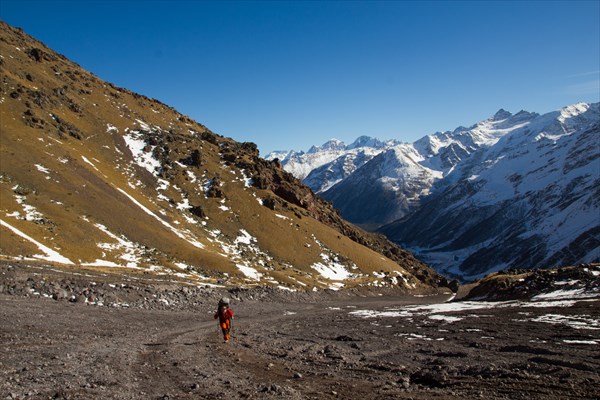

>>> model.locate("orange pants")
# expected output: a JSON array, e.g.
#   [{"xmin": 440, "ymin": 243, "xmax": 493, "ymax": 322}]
[{"xmin": 220, "ymin": 319, "xmax": 231, "ymax": 341}]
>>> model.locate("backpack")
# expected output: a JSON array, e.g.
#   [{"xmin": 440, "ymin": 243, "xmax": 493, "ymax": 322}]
[{"xmin": 218, "ymin": 297, "xmax": 230, "ymax": 307}]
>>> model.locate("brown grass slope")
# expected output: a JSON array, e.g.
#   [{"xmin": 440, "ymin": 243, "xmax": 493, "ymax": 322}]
[{"xmin": 0, "ymin": 21, "xmax": 450, "ymax": 291}]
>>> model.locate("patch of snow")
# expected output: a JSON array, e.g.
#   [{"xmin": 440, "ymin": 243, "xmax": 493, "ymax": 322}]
[
  {"xmin": 106, "ymin": 124, "xmax": 118, "ymax": 133},
  {"xmin": 277, "ymin": 285, "xmax": 296, "ymax": 292},
  {"xmin": 235, "ymin": 230, "xmax": 255, "ymax": 245},
  {"xmin": 81, "ymin": 156, "xmax": 101, "ymax": 172},
  {"xmin": 135, "ymin": 119, "xmax": 151, "ymax": 131},
  {"xmin": 562, "ymin": 339, "xmax": 599, "ymax": 345},
  {"xmin": 350, "ymin": 298, "xmax": 600, "ymax": 329},
  {"xmin": 82, "ymin": 259, "xmax": 143, "ymax": 269},
  {"xmin": 311, "ymin": 254, "xmax": 352, "ymax": 281},
  {"xmin": 237, "ymin": 264, "xmax": 262, "ymax": 280},
  {"xmin": 428, "ymin": 315, "xmax": 464, "ymax": 323},
  {"xmin": 14, "ymin": 195, "xmax": 44, "ymax": 222},
  {"xmin": 35, "ymin": 164, "xmax": 50, "ymax": 174},
  {"xmin": 0, "ymin": 219, "xmax": 74, "ymax": 264},
  {"xmin": 123, "ymin": 131, "xmax": 161, "ymax": 175},
  {"xmin": 530, "ymin": 314, "xmax": 600, "ymax": 330},
  {"xmin": 532, "ymin": 289, "xmax": 597, "ymax": 301},
  {"xmin": 239, "ymin": 169, "xmax": 254, "ymax": 188},
  {"xmin": 176, "ymin": 197, "xmax": 191, "ymax": 211},
  {"xmin": 92, "ymin": 222, "xmax": 144, "ymax": 268},
  {"xmin": 157, "ymin": 178, "xmax": 169, "ymax": 191},
  {"xmin": 186, "ymin": 170, "xmax": 197, "ymax": 183}
]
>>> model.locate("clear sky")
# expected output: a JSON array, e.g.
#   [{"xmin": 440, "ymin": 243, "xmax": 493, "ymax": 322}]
[{"xmin": 1, "ymin": 1, "xmax": 599, "ymax": 155}]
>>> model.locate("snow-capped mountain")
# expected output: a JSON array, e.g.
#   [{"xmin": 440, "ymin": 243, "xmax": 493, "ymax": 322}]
[
  {"xmin": 380, "ymin": 102, "xmax": 600, "ymax": 281},
  {"xmin": 280, "ymin": 103, "xmax": 599, "ymax": 280},
  {"xmin": 320, "ymin": 109, "xmax": 540, "ymax": 229},
  {"xmin": 265, "ymin": 136, "xmax": 401, "ymax": 192}
]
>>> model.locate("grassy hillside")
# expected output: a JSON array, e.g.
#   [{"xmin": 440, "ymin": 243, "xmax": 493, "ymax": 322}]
[{"xmin": 0, "ymin": 21, "xmax": 450, "ymax": 291}]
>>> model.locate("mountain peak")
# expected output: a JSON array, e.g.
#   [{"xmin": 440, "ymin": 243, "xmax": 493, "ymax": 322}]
[
  {"xmin": 492, "ymin": 109, "xmax": 513, "ymax": 121},
  {"xmin": 347, "ymin": 135, "xmax": 384, "ymax": 150},
  {"xmin": 308, "ymin": 138, "xmax": 346, "ymax": 153}
]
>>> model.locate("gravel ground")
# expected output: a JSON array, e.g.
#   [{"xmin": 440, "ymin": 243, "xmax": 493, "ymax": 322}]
[{"xmin": 1, "ymin": 262, "xmax": 599, "ymax": 399}]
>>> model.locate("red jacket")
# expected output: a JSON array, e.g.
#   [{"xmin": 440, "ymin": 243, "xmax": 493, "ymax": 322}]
[{"xmin": 214, "ymin": 308, "xmax": 234, "ymax": 323}]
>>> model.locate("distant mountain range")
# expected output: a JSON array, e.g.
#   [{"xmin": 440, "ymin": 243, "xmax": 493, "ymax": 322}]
[
  {"xmin": 267, "ymin": 103, "xmax": 600, "ymax": 280},
  {"xmin": 267, "ymin": 136, "xmax": 402, "ymax": 193}
]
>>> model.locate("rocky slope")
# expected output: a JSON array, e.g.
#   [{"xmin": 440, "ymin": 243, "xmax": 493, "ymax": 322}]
[
  {"xmin": 0, "ymin": 21, "xmax": 448, "ymax": 292},
  {"xmin": 459, "ymin": 263, "xmax": 600, "ymax": 302}
]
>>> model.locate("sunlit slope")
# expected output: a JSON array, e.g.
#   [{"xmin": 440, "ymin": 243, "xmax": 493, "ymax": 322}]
[{"xmin": 0, "ymin": 21, "xmax": 446, "ymax": 291}]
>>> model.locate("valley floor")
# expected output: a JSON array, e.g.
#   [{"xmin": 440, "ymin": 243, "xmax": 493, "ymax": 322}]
[{"xmin": 1, "ymin": 265, "xmax": 599, "ymax": 399}]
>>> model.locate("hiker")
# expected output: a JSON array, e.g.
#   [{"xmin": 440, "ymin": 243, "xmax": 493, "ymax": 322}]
[{"xmin": 214, "ymin": 297, "xmax": 234, "ymax": 343}]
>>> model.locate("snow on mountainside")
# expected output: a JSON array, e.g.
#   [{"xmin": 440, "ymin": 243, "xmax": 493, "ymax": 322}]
[
  {"xmin": 265, "ymin": 136, "xmax": 401, "ymax": 191},
  {"xmin": 320, "ymin": 109, "xmax": 540, "ymax": 229},
  {"xmin": 276, "ymin": 103, "xmax": 599, "ymax": 280},
  {"xmin": 380, "ymin": 102, "xmax": 600, "ymax": 281}
]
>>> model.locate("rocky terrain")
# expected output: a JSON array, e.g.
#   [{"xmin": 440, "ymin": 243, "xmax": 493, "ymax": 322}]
[{"xmin": 1, "ymin": 262, "xmax": 599, "ymax": 399}]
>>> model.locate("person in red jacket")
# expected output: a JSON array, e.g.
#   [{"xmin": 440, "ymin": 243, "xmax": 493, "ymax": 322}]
[{"xmin": 214, "ymin": 298, "xmax": 234, "ymax": 343}]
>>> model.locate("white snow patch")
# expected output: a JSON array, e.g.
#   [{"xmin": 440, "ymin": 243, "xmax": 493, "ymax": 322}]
[
  {"xmin": 532, "ymin": 289, "xmax": 598, "ymax": 301},
  {"xmin": 555, "ymin": 280, "xmax": 580, "ymax": 286},
  {"xmin": 562, "ymin": 339, "xmax": 599, "ymax": 345},
  {"xmin": 82, "ymin": 259, "xmax": 143, "ymax": 269},
  {"xmin": 350, "ymin": 297, "xmax": 600, "ymax": 329},
  {"xmin": 428, "ymin": 315, "xmax": 464, "ymax": 323},
  {"xmin": 237, "ymin": 264, "xmax": 262, "ymax": 280},
  {"xmin": 106, "ymin": 124, "xmax": 118, "ymax": 133},
  {"xmin": 81, "ymin": 156, "xmax": 100, "ymax": 172},
  {"xmin": 35, "ymin": 164, "xmax": 50, "ymax": 174},
  {"xmin": 92, "ymin": 222, "xmax": 144, "ymax": 268},
  {"xmin": 530, "ymin": 314, "xmax": 600, "ymax": 330},
  {"xmin": 176, "ymin": 197, "xmax": 191, "ymax": 211},
  {"xmin": 14, "ymin": 195, "xmax": 43, "ymax": 222},
  {"xmin": 311, "ymin": 256, "xmax": 352, "ymax": 281},
  {"xmin": 234, "ymin": 230, "xmax": 255, "ymax": 245},
  {"xmin": 123, "ymin": 131, "xmax": 161, "ymax": 175},
  {"xmin": 186, "ymin": 170, "xmax": 197, "ymax": 183},
  {"xmin": 0, "ymin": 219, "xmax": 74, "ymax": 264}
]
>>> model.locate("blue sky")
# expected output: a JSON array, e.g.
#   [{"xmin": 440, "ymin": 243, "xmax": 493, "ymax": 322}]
[{"xmin": 1, "ymin": 1, "xmax": 599, "ymax": 155}]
